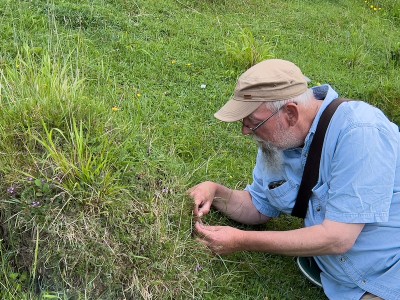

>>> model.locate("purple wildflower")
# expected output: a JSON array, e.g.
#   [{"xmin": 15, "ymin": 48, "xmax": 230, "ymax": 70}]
[
  {"xmin": 194, "ymin": 265, "xmax": 203, "ymax": 272},
  {"xmin": 7, "ymin": 186, "xmax": 16, "ymax": 195},
  {"xmin": 31, "ymin": 201, "xmax": 41, "ymax": 208}
]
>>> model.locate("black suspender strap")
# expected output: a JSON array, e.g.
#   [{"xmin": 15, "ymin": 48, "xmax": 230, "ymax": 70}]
[{"xmin": 291, "ymin": 98, "xmax": 349, "ymax": 219}]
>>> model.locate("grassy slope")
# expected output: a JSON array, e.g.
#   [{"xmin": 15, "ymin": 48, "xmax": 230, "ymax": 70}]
[{"xmin": 0, "ymin": 0, "xmax": 399, "ymax": 299}]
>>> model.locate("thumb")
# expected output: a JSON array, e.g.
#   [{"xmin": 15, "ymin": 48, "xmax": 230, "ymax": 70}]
[
  {"xmin": 195, "ymin": 221, "xmax": 206, "ymax": 232},
  {"xmin": 195, "ymin": 222, "xmax": 213, "ymax": 236},
  {"xmin": 195, "ymin": 223, "xmax": 223, "ymax": 233},
  {"xmin": 197, "ymin": 203, "xmax": 211, "ymax": 217}
]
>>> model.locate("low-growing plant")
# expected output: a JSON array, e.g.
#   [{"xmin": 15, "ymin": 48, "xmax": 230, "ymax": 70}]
[
  {"xmin": 389, "ymin": 42, "xmax": 400, "ymax": 65},
  {"xmin": 0, "ymin": 239, "xmax": 28, "ymax": 298},
  {"xmin": 28, "ymin": 118, "xmax": 126, "ymax": 205},
  {"xmin": 343, "ymin": 44, "xmax": 368, "ymax": 68},
  {"xmin": 364, "ymin": 0, "xmax": 400, "ymax": 24},
  {"xmin": 224, "ymin": 28, "xmax": 275, "ymax": 71}
]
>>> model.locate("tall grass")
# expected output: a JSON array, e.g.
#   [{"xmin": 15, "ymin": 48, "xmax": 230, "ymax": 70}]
[
  {"xmin": 224, "ymin": 28, "xmax": 275, "ymax": 71},
  {"xmin": 0, "ymin": 42, "xmax": 144, "ymax": 298}
]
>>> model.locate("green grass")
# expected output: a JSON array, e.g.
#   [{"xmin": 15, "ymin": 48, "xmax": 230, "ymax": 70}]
[{"xmin": 0, "ymin": 0, "xmax": 399, "ymax": 299}]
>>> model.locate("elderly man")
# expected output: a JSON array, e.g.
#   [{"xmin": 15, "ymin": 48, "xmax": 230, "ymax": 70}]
[{"xmin": 188, "ymin": 59, "xmax": 400, "ymax": 299}]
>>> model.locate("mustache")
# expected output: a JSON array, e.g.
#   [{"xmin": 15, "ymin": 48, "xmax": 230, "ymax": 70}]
[
  {"xmin": 253, "ymin": 136, "xmax": 277, "ymax": 152},
  {"xmin": 252, "ymin": 137, "xmax": 283, "ymax": 173}
]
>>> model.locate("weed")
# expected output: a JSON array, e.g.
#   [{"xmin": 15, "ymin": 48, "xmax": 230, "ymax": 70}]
[
  {"xmin": 363, "ymin": 0, "xmax": 400, "ymax": 25},
  {"xmin": 28, "ymin": 118, "xmax": 126, "ymax": 206},
  {"xmin": 389, "ymin": 42, "xmax": 400, "ymax": 65},
  {"xmin": 224, "ymin": 28, "xmax": 275, "ymax": 71},
  {"xmin": 0, "ymin": 239, "xmax": 29, "ymax": 298},
  {"xmin": 343, "ymin": 45, "xmax": 368, "ymax": 68}
]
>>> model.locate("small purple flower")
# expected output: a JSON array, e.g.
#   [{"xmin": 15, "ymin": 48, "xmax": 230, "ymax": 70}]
[
  {"xmin": 27, "ymin": 177, "xmax": 34, "ymax": 182},
  {"xmin": 7, "ymin": 186, "xmax": 16, "ymax": 195},
  {"xmin": 31, "ymin": 201, "xmax": 41, "ymax": 208},
  {"xmin": 194, "ymin": 264, "xmax": 203, "ymax": 272}
]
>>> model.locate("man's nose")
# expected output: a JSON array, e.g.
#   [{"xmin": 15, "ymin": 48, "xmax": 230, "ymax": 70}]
[{"xmin": 242, "ymin": 125, "xmax": 253, "ymax": 136}]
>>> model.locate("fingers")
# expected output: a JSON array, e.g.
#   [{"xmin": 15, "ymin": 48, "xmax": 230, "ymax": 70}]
[
  {"xmin": 194, "ymin": 222, "xmax": 209, "ymax": 240},
  {"xmin": 196, "ymin": 202, "xmax": 211, "ymax": 218},
  {"xmin": 194, "ymin": 223, "xmax": 225, "ymax": 255},
  {"xmin": 188, "ymin": 183, "xmax": 214, "ymax": 217},
  {"xmin": 195, "ymin": 222, "xmax": 219, "ymax": 232},
  {"xmin": 194, "ymin": 222, "xmax": 223, "ymax": 238},
  {"xmin": 186, "ymin": 183, "xmax": 203, "ymax": 197},
  {"xmin": 193, "ymin": 194, "xmax": 211, "ymax": 216},
  {"xmin": 195, "ymin": 237, "xmax": 223, "ymax": 255},
  {"xmin": 194, "ymin": 227, "xmax": 215, "ymax": 253},
  {"xmin": 194, "ymin": 221, "xmax": 205, "ymax": 236}
]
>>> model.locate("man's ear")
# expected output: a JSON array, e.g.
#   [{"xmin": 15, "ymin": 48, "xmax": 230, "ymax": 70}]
[{"xmin": 284, "ymin": 102, "xmax": 299, "ymax": 126}]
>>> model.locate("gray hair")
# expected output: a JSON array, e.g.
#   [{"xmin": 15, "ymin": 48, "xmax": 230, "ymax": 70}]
[{"xmin": 264, "ymin": 88, "xmax": 314, "ymax": 111}]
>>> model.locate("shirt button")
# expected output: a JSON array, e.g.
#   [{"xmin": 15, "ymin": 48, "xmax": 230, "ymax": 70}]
[
  {"xmin": 316, "ymin": 207, "xmax": 321, "ymax": 212},
  {"xmin": 362, "ymin": 280, "xmax": 367, "ymax": 285},
  {"xmin": 340, "ymin": 257, "xmax": 346, "ymax": 263}
]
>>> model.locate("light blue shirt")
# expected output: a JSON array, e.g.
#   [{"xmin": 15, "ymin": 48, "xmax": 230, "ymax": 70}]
[{"xmin": 245, "ymin": 85, "xmax": 400, "ymax": 299}]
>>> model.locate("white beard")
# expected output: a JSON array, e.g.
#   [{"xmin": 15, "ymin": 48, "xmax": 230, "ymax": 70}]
[
  {"xmin": 252, "ymin": 119, "xmax": 304, "ymax": 174},
  {"xmin": 254, "ymin": 136, "xmax": 284, "ymax": 174}
]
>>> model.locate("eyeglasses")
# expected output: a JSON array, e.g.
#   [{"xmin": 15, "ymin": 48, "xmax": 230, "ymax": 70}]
[{"xmin": 241, "ymin": 108, "xmax": 280, "ymax": 133}]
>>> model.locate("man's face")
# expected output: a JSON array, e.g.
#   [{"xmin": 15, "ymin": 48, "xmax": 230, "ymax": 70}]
[
  {"xmin": 268, "ymin": 115, "xmax": 304, "ymax": 150},
  {"xmin": 242, "ymin": 104, "xmax": 304, "ymax": 171},
  {"xmin": 242, "ymin": 104, "xmax": 303, "ymax": 149}
]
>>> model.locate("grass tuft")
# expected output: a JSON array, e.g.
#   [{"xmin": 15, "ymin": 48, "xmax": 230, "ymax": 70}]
[{"xmin": 224, "ymin": 28, "xmax": 275, "ymax": 71}]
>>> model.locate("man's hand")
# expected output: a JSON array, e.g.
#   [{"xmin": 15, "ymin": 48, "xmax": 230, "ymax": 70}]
[
  {"xmin": 187, "ymin": 181, "xmax": 217, "ymax": 218},
  {"xmin": 188, "ymin": 182, "xmax": 269, "ymax": 225},
  {"xmin": 194, "ymin": 222, "xmax": 244, "ymax": 255}
]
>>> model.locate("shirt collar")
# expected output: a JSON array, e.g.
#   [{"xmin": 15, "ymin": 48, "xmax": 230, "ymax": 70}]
[
  {"xmin": 309, "ymin": 84, "xmax": 339, "ymax": 135},
  {"xmin": 301, "ymin": 84, "xmax": 339, "ymax": 153}
]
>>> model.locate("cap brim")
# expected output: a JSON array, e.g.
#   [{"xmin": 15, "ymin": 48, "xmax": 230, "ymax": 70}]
[{"xmin": 214, "ymin": 98, "xmax": 263, "ymax": 122}]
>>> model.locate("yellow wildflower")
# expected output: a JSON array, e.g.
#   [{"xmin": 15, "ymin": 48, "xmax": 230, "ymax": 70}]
[
  {"xmin": 171, "ymin": 60, "xmax": 177, "ymax": 64},
  {"xmin": 136, "ymin": 93, "xmax": 142, "ymax": 97},
  {"xmin": 112, "ymin": 106, "xmax": 120, "ymax": 112}
]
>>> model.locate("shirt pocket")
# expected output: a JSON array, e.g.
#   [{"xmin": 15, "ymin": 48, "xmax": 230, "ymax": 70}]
[
  {"xmin": 266, "ymin": 179, "xmax": 299, "ymax": 215},
  {"xmin": 311, "ymin": 181, "xmax": 329, "ymax": 216}
]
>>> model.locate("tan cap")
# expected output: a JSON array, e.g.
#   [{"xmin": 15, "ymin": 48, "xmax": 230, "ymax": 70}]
[{"xmin": 214, "ymin": 59, "xmax": 309, "ymax": 122}]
